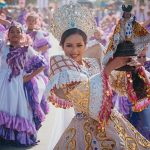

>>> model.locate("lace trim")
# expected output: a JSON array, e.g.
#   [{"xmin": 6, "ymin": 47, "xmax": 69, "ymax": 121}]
[{"xmin": 46, "ymin": 70, "xmax": 88, "ymax": 93}]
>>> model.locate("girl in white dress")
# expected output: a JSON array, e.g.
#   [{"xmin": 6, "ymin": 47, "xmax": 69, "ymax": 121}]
[{"xmin": 0, "ymin": 22, "xmax": 46, "ymax": 146}]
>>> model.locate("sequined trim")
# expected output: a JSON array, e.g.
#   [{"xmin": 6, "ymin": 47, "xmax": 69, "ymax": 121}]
[{"xmin": 84, "ymin": 120, "xmax": 93, "ymax": 150}]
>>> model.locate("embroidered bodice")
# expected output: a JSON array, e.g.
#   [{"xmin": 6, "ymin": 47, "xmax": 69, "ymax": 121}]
[{"xmin": 47, "ymin": 55, "xmax": 112, "ymax": 125}]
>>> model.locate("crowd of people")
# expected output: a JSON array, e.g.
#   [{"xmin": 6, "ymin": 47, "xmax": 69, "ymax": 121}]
[{"xmin": 0, "ymin": 0, "xmax": 150, "ymax": 149}]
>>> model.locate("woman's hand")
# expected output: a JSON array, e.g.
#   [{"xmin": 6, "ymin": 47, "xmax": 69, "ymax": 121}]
[
  {"xmin": 23, "ymin": 75, "xmax": 32, "ymax": 82},
  {"xmin": 127, "ymin": 57, "xmax": 142, "ymax": 67},
  {"xmin": 104, "ymin": 56, "xmax": 130, "ymax": 76},
  {"xmin": 23, "ymin": 67, "xmax": 44, "ymax": 82},
  {"xmin": 104, "ymin": 56, "xmax": 142, "ymax": 76}
]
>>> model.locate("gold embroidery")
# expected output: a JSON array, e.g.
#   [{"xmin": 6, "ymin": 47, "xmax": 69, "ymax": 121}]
[
  {"xmin": 84, "ymin": 119, "xmax": 116, "ymax": 150},
  {"xmin": 65, "ymin": 128, "xmax": 76, "ymax": 150},
  {"xmin": 110, "ymin": 114, "xmax": 138, "ymax": 150},
  {"xmin": 133, "ymin": 22, "xmax": 149, "ymax": 37},
  {"xmin": 66, "ymin": 81, "xmax": 90, "ymax": 113},
  {"xmin": 124, "ymin": 119, "xmax": 150, "ymax": 148},
  {"xmin": 94, "ymin": 122, "xmax": 116, "ymax": 150},
  {"xmin": 84, "ymin": 120, "xmax": 93, "ymax": 150},
  {"xmin": 106, "ymin": 21, "xmax": 121, "ymax": 53},
  {"xmin": 125, "ymin": 137, "xmax": 138, "ymax": 150},
  {"xmin": 110, "ymin": 112, "xmax": 150, "ymax": 149},
  {"xmin": 109, "ymin": 71, "xmax": 127, "ymax": 96}
]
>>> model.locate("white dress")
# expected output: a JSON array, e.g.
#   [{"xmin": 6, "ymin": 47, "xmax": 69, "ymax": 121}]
[{"xmin": 0, "ymin": 43, "xmax": 45, "ymax": 145}]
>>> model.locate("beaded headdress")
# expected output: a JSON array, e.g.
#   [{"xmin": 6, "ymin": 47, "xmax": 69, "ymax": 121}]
[{"xmin": 50, "ymin": 3, "xmax": 96, "ymax": 41}]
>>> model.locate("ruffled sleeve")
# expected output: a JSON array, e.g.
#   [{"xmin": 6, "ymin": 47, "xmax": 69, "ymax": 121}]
[
  {"xmin": 24, "ymin": 46, "xmax": 47, "ymax": 74},
  {"xmin": 46, "ymin": 55, "xmax": 88, "ymax": 108}
]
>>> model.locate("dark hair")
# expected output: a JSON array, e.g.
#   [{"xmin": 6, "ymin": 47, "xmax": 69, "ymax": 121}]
[
  {"xmin": 8, "ymin": 26, "xmax": 23, "ymax": 33},
  {"xmin": 132, "ymin": 70, "xmax": 147, "ymax": 100},
  {"xmin": 60, "ymin": 28, "xmax": 87, "ymax": 47}
]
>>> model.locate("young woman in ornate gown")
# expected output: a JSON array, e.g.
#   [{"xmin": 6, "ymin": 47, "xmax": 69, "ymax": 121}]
[{"xmin": 47, "ymin": 28, "xmax": 150, "ymax": 150}]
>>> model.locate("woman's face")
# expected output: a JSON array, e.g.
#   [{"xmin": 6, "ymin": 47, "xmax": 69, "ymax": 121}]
[
  {"xmin": 63, "ymin": 34, "xmax": 86, "ymax": 64},
  {"xmin": 8, "ymin": 26, "xmax": 22, "ymax": 44},
  {"xmin": 26, "ymin": 16, "xmax": 37, "ymax": 30}
]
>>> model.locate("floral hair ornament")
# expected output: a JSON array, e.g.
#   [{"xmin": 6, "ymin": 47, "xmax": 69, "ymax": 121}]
[{"xmin": 50, "ymin": 2, "xmax": 96, "ymax": 41}]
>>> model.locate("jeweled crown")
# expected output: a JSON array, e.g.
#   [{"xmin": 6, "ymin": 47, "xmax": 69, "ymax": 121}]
[{"xmin": 50, "ymin": 3, "xmax": 96, "ymax": 41}]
